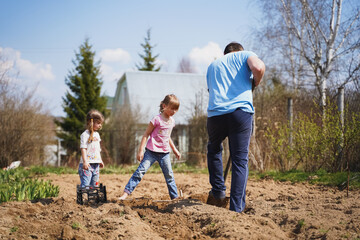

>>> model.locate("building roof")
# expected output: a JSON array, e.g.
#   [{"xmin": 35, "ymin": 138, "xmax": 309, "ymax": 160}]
[{"xmin": 113, "ymin": 71, "xmax": 208, "ymax": 124}]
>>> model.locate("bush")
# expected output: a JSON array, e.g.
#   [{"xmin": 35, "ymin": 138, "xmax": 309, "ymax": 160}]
[
  {"xmin": 266, "ymin": 103, "xmax": 360, "ymax": 172},
  {"xmin": 104, "ymin": 104, "xmax": 141, "ymax": 165},
  {"xmin": 0, "ymin": 57, "xmax": 54, "ymax": 168}
]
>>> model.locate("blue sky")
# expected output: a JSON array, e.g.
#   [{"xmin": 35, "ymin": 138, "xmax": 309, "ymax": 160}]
[{"xmin": 0, "ymin": 0, "xmax": 261, "ymax": 116}]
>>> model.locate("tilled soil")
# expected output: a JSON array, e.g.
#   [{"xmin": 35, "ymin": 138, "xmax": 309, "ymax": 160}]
[{"xmin": 0, "ymin": 173, "xmax": 359, "ymax": 239}]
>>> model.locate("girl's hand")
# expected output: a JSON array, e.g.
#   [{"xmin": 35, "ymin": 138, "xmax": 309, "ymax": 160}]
[
  {"xmin": 82, "ymin": 162, "xmax": 89, "ymax": 170},
  {"xmin": 174, "ymin": 150, "xmax": 181, "ymax": 160},
  {"xmin": 137, "ymin": 150, "xmax": 144, "ymax": 162},
  {"xmin": 100, "ymin": 162, "xmax": 104, "ymax": 168}
]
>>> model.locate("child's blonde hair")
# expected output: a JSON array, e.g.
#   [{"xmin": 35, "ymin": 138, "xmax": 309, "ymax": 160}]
[
  {"xmin": 86, "ymin": 109, "xmax": 104, "ymax": 143},
  {"xmin": 159, "ymin": 94, "xmax": 180, "ymax": 113}
]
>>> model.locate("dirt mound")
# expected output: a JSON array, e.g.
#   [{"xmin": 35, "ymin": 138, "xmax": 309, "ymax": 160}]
[{"xmin": 0, "ymin": 173, "xmax": 359, "ymax": 239}]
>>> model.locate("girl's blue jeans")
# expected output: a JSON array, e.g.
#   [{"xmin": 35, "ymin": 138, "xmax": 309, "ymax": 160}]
[
  {"xmin": 78, "ymin": 163, "xmax": 100, "ymax": 187},
  {"xmin": 207, "ymin": 108, "xmax": 253, "ymax": 212},
  {"xmin": 124, "ymin": 149, "xmax": 179, "ymax": 199}
]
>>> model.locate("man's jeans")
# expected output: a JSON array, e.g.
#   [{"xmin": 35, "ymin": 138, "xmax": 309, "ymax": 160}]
[
  {"xmin": 78, "ymin": 163, "xmax": 100, "ymax": 187},
  {"xmin": 124, "ymin": 149, "xmax": 179, "ymax": 199},
  {"xmin": 207, "ymin": 108, "xmax": 253, "ymax": 212}
]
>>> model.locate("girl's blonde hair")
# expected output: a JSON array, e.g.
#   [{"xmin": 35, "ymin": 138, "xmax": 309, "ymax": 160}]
[
  {"xmin": 159, "ymin": 94, "xmax": 180, "ymax": 113},
  {"xmin": 86, "ymin": 109, "xmax": 104, "ymax": 143}
]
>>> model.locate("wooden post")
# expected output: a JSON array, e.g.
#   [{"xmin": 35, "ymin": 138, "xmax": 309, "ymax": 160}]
[
  {"xmin": 337, "ymin": 87, "xmax": 344, "ymax": 169},
  {"xmin": 337, "ymin": 87, "xmax": 344, "ymax": 130},
  {"xmin": 337, "ymin": 87, "xmax": 347, "ymax": 196}
]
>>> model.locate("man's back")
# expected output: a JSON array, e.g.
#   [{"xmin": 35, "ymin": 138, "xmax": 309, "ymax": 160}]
[{"xmin": 206, "ymin": 51, "xmax": 256, "ymax": 117}]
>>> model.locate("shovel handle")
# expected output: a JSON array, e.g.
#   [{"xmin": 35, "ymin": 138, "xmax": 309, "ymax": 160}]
[{"xmin": 223, "ymin": 156, "xmax": 231, "ymax": 182}]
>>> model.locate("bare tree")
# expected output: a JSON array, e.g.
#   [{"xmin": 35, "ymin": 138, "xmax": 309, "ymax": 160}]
[
  {"xmin": 257, "ymin": 0, "xmax": 360, "ymax": 113},
  {"xmin": 177, "ymin": 57, "xmax": 196, "ymax": 73},
  {"xmin": 104, "ymin": 104, "xmax": 142, "ymax": 165},
  {"xmin": 0, "ymin": 56, "xmax": 54, "ymax": 168},
  {"xmin": 187, "ymin": 90, "xmax": 208, "ymax": 166}
]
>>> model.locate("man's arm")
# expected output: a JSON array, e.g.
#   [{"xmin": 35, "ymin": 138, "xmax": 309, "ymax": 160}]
[{"xmin": 247, "ymin": 55, "xmax": 265, "ymax": 87}]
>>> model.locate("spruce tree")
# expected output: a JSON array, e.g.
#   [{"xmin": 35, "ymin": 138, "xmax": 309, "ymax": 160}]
[
  {"xmin": 136, "ymin": 28, "xmax": 161, "ymax": 71},
  {"xmin": 57, "ymin": 39, "xmax": 107, "ymax": 159}
]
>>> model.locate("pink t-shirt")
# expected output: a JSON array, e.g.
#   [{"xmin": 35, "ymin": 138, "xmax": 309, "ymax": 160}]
[{"xmin": 146, "ymin": 114, "xmax": 175, "ymax": 153}]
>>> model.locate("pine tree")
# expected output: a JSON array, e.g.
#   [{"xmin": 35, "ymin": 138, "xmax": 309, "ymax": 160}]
[
  {"xmin": 136, "ymin": 28, "xmax": 161, "ymax": 71},
  {"xmin": 57, "ymin": 39, "xmax": 107, "ymax": 159}
]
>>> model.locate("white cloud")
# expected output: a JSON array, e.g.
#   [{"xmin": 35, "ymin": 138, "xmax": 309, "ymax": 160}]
[
  {"xmin": 16, "ymin": 58, "xmax": 55, "ymax": 80},
  {"xmin": 100, "ymin": 63, "xmax": 125, "ymax": 82},
  {"xmin": 0, "ymin": 47, "xmax": 55, "ymax": 81},
  {"xmin": 99, "ymin": 48, "xmax": 131, "ymax": 63},
  {"xmin": 188, "ymin": 42, "xmax": 223, "ymax": 73}
]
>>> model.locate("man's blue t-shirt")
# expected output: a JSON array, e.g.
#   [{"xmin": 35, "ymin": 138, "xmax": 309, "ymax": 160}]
[{"xmin": 206, "ymin": 51, "xmax": 256, "ymax": 117}]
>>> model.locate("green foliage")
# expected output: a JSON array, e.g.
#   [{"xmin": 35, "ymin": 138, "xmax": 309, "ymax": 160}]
[
  {"xmin": 29, "ymin": 166, "xmax": 77, "ymax": 175},
  {"xmin": 100, "ymin": 163, "xmax": 208, "ymax": 174},
  {"xmin": 0, "ymin": 168, "xmax": 59, "ymax": 203},
  {"xmin": 172, "ymin": 163, "xmax": 208, "ymax": 174},
  {"xmin": 266, "ymin": 102, "xmax": 360, "ymax": 172},
  {"xmin": 298, "ymin": 219, "xmax": 305, "ymax": 228},
  {"xmin": 71, "ymin": 222, "xmax": 81, "ymax": 230},
  {"xmin": 255, "ymin": 170, "xmax": 360, "ymax": 189},
  {"xmin": 136, "ymin": 28, "xmax": 161, "ymax": 71},
  {"xmin": 57, "ymin": 38, "xmax": 107, "ymax": 158},
  {"xmin": 265, "ymin": 122, "xmax": 292, "ymax": 171}
]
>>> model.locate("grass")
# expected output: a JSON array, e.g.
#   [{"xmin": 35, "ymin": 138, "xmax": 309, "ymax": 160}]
[
  {"xmin": 251, "ymin": 169, "xmax": 360, "ymax": 189},
  {"xmin": 100, "ymin": 162, "xmax": 208, "ymax": 174},
  {"xmin": 2, "ymin": 165, "xmax": 359, "ymax": 190}
]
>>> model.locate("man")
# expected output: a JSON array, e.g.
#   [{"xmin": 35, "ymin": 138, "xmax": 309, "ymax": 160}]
[{"xmin": 206, "ymin": 42, "xmax": 265, "ymax": 212}]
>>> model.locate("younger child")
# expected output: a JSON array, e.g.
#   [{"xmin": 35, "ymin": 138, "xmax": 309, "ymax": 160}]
[
  {"xmin": 119, "ymin": 94, "xmax": 181, "ymax": 200},
  {"xmin": 78, "ymin": 109, "xmax": 105, "ymax": 187}
]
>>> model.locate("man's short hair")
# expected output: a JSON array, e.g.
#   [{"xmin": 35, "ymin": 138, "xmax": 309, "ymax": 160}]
[{"xmin": 224, "ymin": 42, "xmax": 244, "ymax": 55}]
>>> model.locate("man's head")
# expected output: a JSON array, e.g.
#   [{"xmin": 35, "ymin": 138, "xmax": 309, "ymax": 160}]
[{"xmin": 224, "ymin": 42, "xmax": 244, "ymax": 55}]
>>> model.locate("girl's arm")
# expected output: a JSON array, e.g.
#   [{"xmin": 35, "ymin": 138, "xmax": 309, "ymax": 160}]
[
  {"xmin": 170, "ymin": 138, "xmax": 181, "ymax": 160},
  {"xmin": 137, "ymin": 122, "xmax": 155, "ymax": 162},
  {"xmin": 81, "ymin": 148, "xmax": 89, "ymax": 170},
  {"xmin": 99, "ymin": 138, "xmax": 104, "ymax": 168}
]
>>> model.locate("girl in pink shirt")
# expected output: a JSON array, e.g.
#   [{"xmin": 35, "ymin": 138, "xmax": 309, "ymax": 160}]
[{"xmin": 119, "ymin": 94, "xmax": 181, "ymax": 200}]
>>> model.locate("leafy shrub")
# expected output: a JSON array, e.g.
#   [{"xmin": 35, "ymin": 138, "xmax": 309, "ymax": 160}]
[{"xmin": 266, "ymin": 103, "xmax": 360, "ymax": 172}]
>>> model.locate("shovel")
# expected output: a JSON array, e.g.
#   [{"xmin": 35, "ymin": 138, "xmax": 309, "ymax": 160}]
[{"xmin": 223, "ymin": 156, "xmax": 231, "ymax": 182}]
